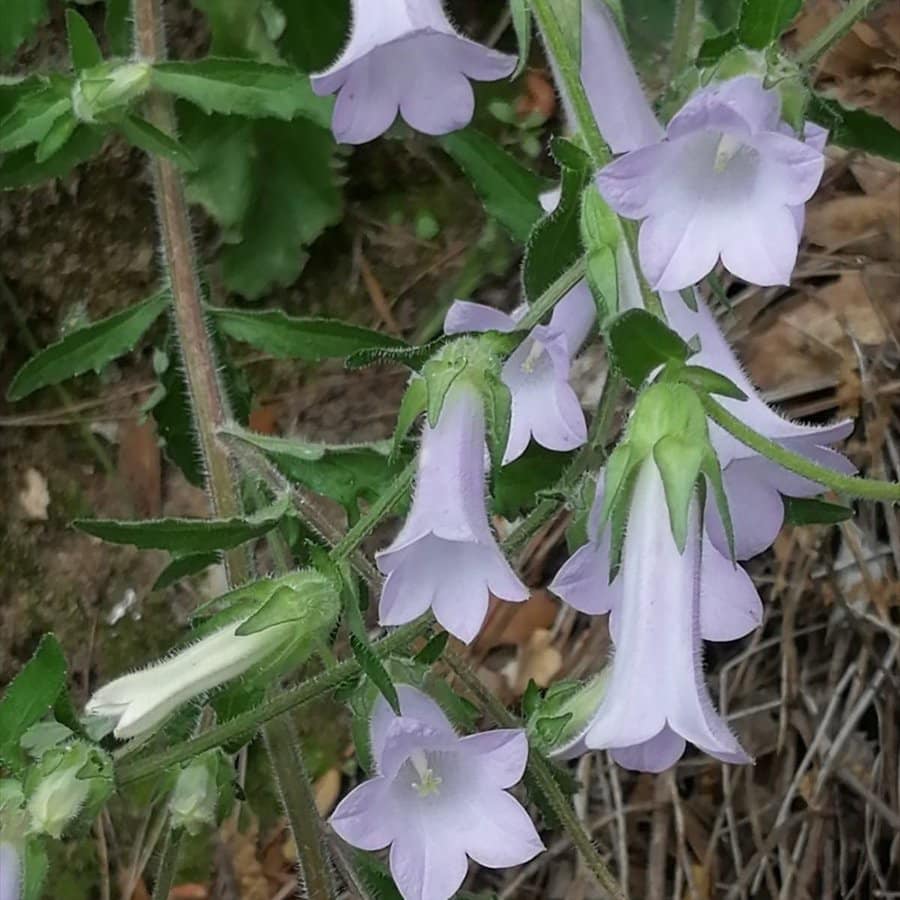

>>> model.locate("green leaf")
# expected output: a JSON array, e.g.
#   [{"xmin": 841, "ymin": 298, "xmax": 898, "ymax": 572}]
[
  {"xmin": 192, "ymin": 0, "xmax": 283, "ymax": 61},
  {"xmin": 522, "ymin": 137, "xmax": 592, "ymax": 303},
  {"xmin": 653, "ymin": 435, "xmax": 704, "ymax": 552},
  {"xmin": 784, "ymin": 496, "xmax": 853, "ymax": 526},
  {"xmin": 220, "ymin": 427, "xmax": 409, "ymax": 517},
  {"xmin": 678, "ymin": 364, "xmax": 748, "ymax": 400},
  {"xmin": 74, "ymin": 495, "xmax": 289, "ymax": 553},
  {"xmin": 350, "ymin": 634, "xmax": 401, "ymax": 716},
  {"xmin": 273, "ymin": 0, "xmax": 351, "ymax": 72},
  {"xmin": 211, "ymin": 307, "xmax": 406, "ymax": 360},
  {"xmin": 66, "ymin": 9, "xmax": 103, "ymax": 72},
  {"xmin": 7, "ymin": 291, "xmax": 169, "ymax": 401},
  {"xmin": 608, "ymin": 308, "xmax": 691, "ymax": 387},
  {"xmin": 413, "ymin": 632, "xmax": 450, "ymax": 666},
  {"xmin": 0, "ymin": 123, "xmax": 104, "ymax": 190},
  {"xmin": 493, "ymin": 444, "xmax": 572, "ymax": 519},
  {"xmin": 0, "ymin": 635, "xmax": 68, "ymax": 771},
  {"xmin": 152, "ymin": 552, "xmax": 220, "ymax": 591},
  {"xmin": 738, "ymin": 0, "xmax": 801, "ymax": 48},
  {"xmin": 118, "ymin": 115, "xmax": 198, "ymax": 170},
  {"xmin": 182, "ymin": 110, "xmax": 342, "ymax": 298},
  {"xmin": 105, "ymin": 0, "xmax": 131, "ymax": 57},
  {"xmin": 151, "ymin": 58, "xmax": 331, "ymax": 125},
  {"xmin": 34, "ymin": 112, "xmax": 78, "ymax": 164},
  {"xmin": 697, "ymin": 29, "xmax": 739, "ymax": 65},
  {"xmin": 438, "ymin": 129, "xmax": 548, "ymax": 243},
  {"xmin": 345, "ymin": 339, "xmax": 446, "ymax": 373},
  {"xmin": 510, "ymin": 0, "xmax": 533, "ymax": 77},
  {"xmin": 0, "ymin": 83, "xmax": 71, "ymax": 154},
  {"xmin": 806, "ymin": 95, "xmax": 900, "ymax": 164},
  {"xmin": 0, "ymin": 0, "xmax": 48, "ymax": 60}
]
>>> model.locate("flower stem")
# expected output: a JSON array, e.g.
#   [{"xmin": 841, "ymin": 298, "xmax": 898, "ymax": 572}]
[
  {"xmin": 115, "ymin": 617, "xmax": 432, "ymax": 785},
  {"xmin": 264, "ymin": 717, "xmax": 337, "ymax": 900},
  {"xmin": 151, "ymin": 828, "xmax": 183, "ymax": 900},
  {"xmin": 794, "ymin": 0, "xmax": 886, "ymax": 67},
  {"xmin": 700, "ymin": 394, "xmax": 900, "ymax": 502},
  {"xmin": 670, "ymin": 0, "xmax": 697, "ymax": 76},
  {"xmin": 132, "ymin": 0, "xmax": 249, "ymax": 586},
  {"xmin": 443, "ymin": 650, "xmax": 625, "ymax": 900}
]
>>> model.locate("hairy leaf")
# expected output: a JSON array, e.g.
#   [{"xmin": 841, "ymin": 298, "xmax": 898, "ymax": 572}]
[
  {"xmin": 0, "ymin": 0, "xmax": 49, "ymax": 60},
  {"xmin": 738, "ymin": 0, "xmax": 802, "ymax": 48},
  {"xmin": 608, "ymin": 308, "xmax": 691, "ymax": 387},
  {"xmin": 7, "ymin": 291, "xmax": 170, "ymax": 401},
  {"xmin": 807, "ymin": 95, "xmax": 900, "ymax": 164}
]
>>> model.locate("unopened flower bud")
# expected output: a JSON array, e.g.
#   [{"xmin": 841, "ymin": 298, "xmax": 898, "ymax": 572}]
[
  {"xmin": 71, "ymin": 62, "xmax": 151, "ymax": 123},
  {"xmin": 169, "ymin": 752, "xmax": 225, "ymax": 836}
]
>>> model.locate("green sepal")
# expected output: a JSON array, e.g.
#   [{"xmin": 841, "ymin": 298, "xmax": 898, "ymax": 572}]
[
  {"xmin": 349, "ymin": 634, "xmax": 401, "ymax": 716},
  {"xmin": 412, "ymin": 632, "xmax": 449, "ymax": 667},
  {"xmin": 483, "ymin": 372, "xmax": 512, "ymax": 475},
  {"xmin": 392, "ymin": 376, "xmax": 427, "ymax": 457},
  {"xmin": 701, "ymin": 447, "xmax": 736, "ymax": 561},
  {"xmin": 235, "ymin": 570, "xmax": 340, "ymax": 637},
  {"xmin": 677, "ymin": 364, "xmax": 748, "ymax": 400},
  {"xmin": 653, "ymin": 435, "xmax": 705, "ymax": 553},
  {"xmin": 783, "ymin": 496, "xmax": 853, "ymax": 526},
  {"xmin": 527, "ymin": 672, "xmax": 609, "ymax": 754},
  {"xmin": 509, "ymin": 0, "xmax": 532, "ymax": 78},
  {"xmin": 422, "ymin": 351, "xmax": 468, "ymax": 428},
  {"xmin": 585, "ymin": 245, "xmax": 618, "ymax": 324}
]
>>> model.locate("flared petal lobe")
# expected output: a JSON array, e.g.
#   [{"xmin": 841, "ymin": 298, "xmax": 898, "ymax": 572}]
[
  {"xmin": 597, "ymin": 76, "xmax": 826, "ymax": 290},
  {"xmin": 312, "ymin": 0, "xmax": 514, "ymax": 144},
  {"xmin": 376, "ymin": 383, "xmax": 527, "ymax": 642},
  {"xmin": 330, "ymin": 686, "xmax": 542, "ymax": 900}
]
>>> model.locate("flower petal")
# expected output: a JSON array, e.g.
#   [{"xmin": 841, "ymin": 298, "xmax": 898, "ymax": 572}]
[
  {"xmin": 639, "ymin": 205, "xmax": 723, "ymax": 291},
  {"xmin": 444, "ymin": 300, "xmax": 516, "ymax": 335},
  {"xmin": 719, "ymin": 203, "xmax": 798, "ymax": 286},
  {"xmin": 550, "ymin": 533, "xmax": 621, "ymax": 616},
  {"xmin": 380, "ymin": 718, "xmax": 459, "ymax": 780},
  {"xmin": 390, "ymin": 826, "xmax": 469, "ymax": 900},
  {"xmin": 329, "ymin": 56, "xmax": 401, "ymax": 144},
  {"xmin": 611, "ymin": 726, "xmax": 686, "ymax": 773},
  {"xmin": 700, "ymin": 535, "xmax": 763, "ymax": 641},
  {"xmin": 461, "ymin": 789, "xmax": 544, "ymax": 868},
  {"xmin": 750, "ymin": 130, "xmax": 825, "ymax": 205},
  {"xmin": 457, "ymin": 729, "xmax": 529, "ymax": 789},
  {"xmin": 330, "ymin": 777, "xmax": 396, "ymax": 851},
  {"xmin": 399, "ymin": 52, "xmax": 475, "ymax": 136},
  {"xmin": 370, "ymin": 686, "xmax": 457, "ymax": 769},
  {"xmin": 596, "ymin": 143, "xmax": 672, "ymax": 219}
]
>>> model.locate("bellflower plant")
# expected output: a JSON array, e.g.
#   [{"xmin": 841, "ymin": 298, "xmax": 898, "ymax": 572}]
[
  {"xmin": 597, "ymin": 75, "xmax": 826, "ymax": 290},
  {"xmin": 378, "ymin": 379, "xmax": 528, "ymax": 642},
  {"xmin": 551, "ymin": 462, "xmax": 755, "ymax": 771},
  {"xmin": 310, "ymin": 0, "xmax": 515, "ymax": 144},
  {"xmin": 330, "ymin": 685, "xmax": 543, "ymax": 900},
  {"xmin": 444, "ymin": 284, "xmax": 596, "ymax": 462}
]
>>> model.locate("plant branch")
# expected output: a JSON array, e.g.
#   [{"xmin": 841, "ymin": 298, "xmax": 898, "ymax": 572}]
[
  {"xmin": 132, "ymin": 0, "xmax": 249, "ymax": 585},
  {"xmin": 151, "ymin": 827, "xmax": 183, "ymax": 900},
  {"xmin": 794, "ymin": 0, "xmax": 886, "ymax": 68},
  {"xmin": 701, "ymin": 394, "xmax": 900, "ymax": 502},
  {"xmin": 443, "ymin": 649, "xmax": 625, "ymax": 899},
  {"xmin": 264, "ymin": 717, "xmax": 337, "ymax": 900},
  {"xmin": 670, "ymin": 0, "xmax": 697, "ymax": 76}
]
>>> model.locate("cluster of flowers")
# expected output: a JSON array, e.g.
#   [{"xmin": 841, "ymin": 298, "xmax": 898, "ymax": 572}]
[{"xmin": 82, "ymin": 3, "xmax": 853, "ymax": 899}]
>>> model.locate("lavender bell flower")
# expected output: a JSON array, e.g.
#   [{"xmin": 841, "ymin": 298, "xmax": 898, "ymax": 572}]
[
  {"xmin": 444, "ymin": 284, "xmax": 596, "ymax": 463},
  {"xmin": 550, "ymin": 465, "xmax": 756, "ymax": 771},
  {"xmin": 330, "ymin": 685, "xmax": 543, "ymax": 900},
  {"xmin": 377, "ymin": 381, "xmax": 528, "ymax": 642},
  {"xmin": 660, "ymin": 292, "xmax": 855, "ymax": 559},
  {"xmin": 311, "ymin": 0, "xmax": 515, "ymax": 145},
  {"xmin": 597, "ymin": 75, "xmax": 826, "ymax": 290},
  {"xmin": 0, "ymin": 842, "xmax": 19, "ymax": 900}
]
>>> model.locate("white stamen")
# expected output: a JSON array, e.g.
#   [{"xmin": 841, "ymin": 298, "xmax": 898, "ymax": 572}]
[
  {"xmin": 409, "ymin": 750, "xmax": 442, "ymax": 797},
  {"xmin": 714, "ymin": 133, "xmax": 743, "ymax": 173},
  {"xmin": 521, "ymin": 340, "xmax": 546, "ymax": 375}
]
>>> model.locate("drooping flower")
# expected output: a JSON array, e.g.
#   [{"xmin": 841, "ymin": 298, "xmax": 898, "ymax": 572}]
[
  {"xmin": 550, "ymin": 463, "xmax": 755, "ymax": 771},
  {"xmin": 377, "ymin": 381, "xmax": 528, "ymax": 642},
  {"xmin": 311, "ymin": 0, "xmax": 515, "ymax": 145},
  {"xmin": 444, "ymin": 284, "xmax": 595, "ymax": 463},
  {"xmin": 597, "ymin": 75, "xmax": 826, "ymax": 290},
  {"xmin": 86, "ymin": 572, "xmax": 341, "ymax": 739},
  {"xmin": 660, "ymin": 291, "xmax": 855, "ymax": 559},
  {"xmin": 330, "ymin": 685, "xmax": 543, "ymax": 900},
  {"xmin": 0, "ymin": 842, "xmax": 19, "ymax": 900}
]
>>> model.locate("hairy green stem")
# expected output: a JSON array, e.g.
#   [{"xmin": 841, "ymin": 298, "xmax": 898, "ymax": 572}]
[
  {"xmin": 443, "ymin": 650, "xmax": 625, "ymax": 899},
  {"xmin": 670, "ymin": 0, "xmax": 697, "ymax": 76},
  {"xmin": 794, "ymin": 0, "xmax": 886, "ymax": 67},
  {"xmin": 115, "ymin": 617, "xmax": 432, "ymax": 785},
  {"xmin": 264, "ymin": 717, "xmax": 337, "ymax": 900},
  {"xmin": 701, "ymin": 394, "xmax": 900, "ymax": 502},
  {"xmin": 132, "ymin": 0, "xmax": 249, "ymax": 586},
  {"xmin": 151, "ymin": 827, "xmax": 183, "ymax": 900}
]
